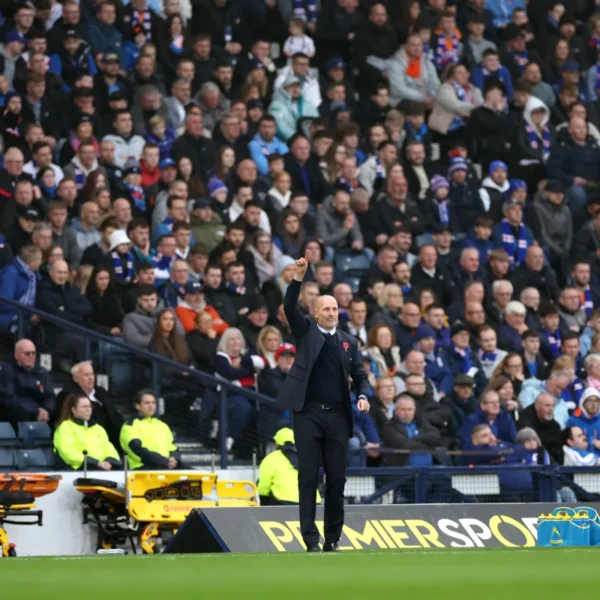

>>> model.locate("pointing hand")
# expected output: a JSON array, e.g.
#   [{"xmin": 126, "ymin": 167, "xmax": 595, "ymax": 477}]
[{"xmin": 294, "ymin": 251, "xmax": 309, "ymax": 281}]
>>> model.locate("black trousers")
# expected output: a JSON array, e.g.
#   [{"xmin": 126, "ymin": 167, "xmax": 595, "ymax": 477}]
[{"xmin": 293, "ymin": 403, "xmax": 349, "ymax": 547}]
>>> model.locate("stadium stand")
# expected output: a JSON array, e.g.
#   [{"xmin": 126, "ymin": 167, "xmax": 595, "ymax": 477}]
[{"xmin": 2, "ymin": 0, "xmax": 600, "ymax": 507}]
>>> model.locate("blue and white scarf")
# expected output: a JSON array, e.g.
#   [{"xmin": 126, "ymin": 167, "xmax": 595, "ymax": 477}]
[
  {"xmin": 152, "ymin": 252, "xmax": 174, "ymax": 284},
  {"xmin": 125, "ymin": 182, "xmax": 146, "ymax": 212},
  {"xmin": 16, "ymin": 257, "xmax": 37, "ymax": 307},
  {"xmin": 500, "ymin": 218, "xmax": 528, "ymax": 266},
  {"xmin": 435, "ymin": 31, "xmax": 459, "ymax": 72},
  {"xmin": 582, "ymin": 286, "xmax": 594, "ymax": 316},
  {"xmin": 525, "ymin": 122, "xmax": 551, "ymax": 161},
  {"xmin": 508, "ymin": 49, "xmax": 528, "ymax": 74},
  {"xmin": 434, "ymin": 199, "xmax": 450, "ymax": 224},
  {"xmin": 73, "ymin": 166, "xmax": 85, "ymax": 190},
  {"xmin": 450, "ymin": 81, "xmax": 472, "ymax": 129},
  {"xmin": 405, "ymin": 121, "xmax": 428, "ymax": 142},
  {"xmin": 227, "ymin": 282, "xmax": 246, "ymax": 295},
  {"xmin": 337, "ymin": 177, "xmax": 360, "ymax": 192},
  {"xmin": 293, "ymin": 0, "xmax": 317, "ymax": 24},
  {"xmin": 375, "ymin": 156, "xmax": 385, "ymax": 180},
  {"xmin": 111, "ymin": 251, "xmax": 134, "ymax": 283},
  {"xmin": 451, "ymin": 342, "xmax": 472, "ymax": 373},
  {"xmin": 543, "ymin": 328, "xmax": 561, "ymax": 358},
  {"xmin": 401, "ymin": 284, "xmax": 412, "ymax": 296},
  {"xmin": 133, "ymin": 8, "xmax": 152, "ymax": 41},
  {"xmin": 479, "ymin": 350, "xmax": 498, "ymax": 367}
]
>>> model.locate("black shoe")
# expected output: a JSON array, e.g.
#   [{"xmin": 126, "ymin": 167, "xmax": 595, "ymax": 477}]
[
  {"xmin": 323, "ymin": 542, "xmax": 341, "ymax": 552},
  {"xmin": 306, "ymin": 544, "xmax": 321, "ymax": 552}
]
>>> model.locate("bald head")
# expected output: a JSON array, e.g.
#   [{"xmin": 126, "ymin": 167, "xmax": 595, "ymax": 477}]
[
  {"xmin": 569, "ymin": 116, "xmax": 587, "ymax": 143},
  {"xmin": 314, "ymin": 295, "xmax": 338, "ymax": 330},
  {"xmin": 50, "ymin": 259, "xmax": 69, "ymax": 285}
]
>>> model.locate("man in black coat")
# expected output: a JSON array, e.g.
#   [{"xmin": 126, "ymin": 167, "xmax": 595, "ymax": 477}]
[
  {"xmin": 284, "ymin": 134, "xmax": 329, "ymax": 205},
  {"xmin": 517, "ymin": 392, "xmax": 563, "ymax": 463},
  {"xmin": 277, "ymin": 252, "xmax": 370, "ymax": 553},
  {"xmin": 510, "ymin": 245, "xmax": 560, "ymax": 304}
]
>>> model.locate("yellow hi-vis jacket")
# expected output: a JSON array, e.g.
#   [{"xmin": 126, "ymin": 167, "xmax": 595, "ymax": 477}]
[
  {"xmin": 53, "ymin": 418, "xmax": 120, "ymax": 469},
  {"xmin": 119, "ymin": 415, "xmax": 178, "ymax": 470}
]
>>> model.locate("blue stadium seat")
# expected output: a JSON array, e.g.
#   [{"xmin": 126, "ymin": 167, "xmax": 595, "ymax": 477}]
[
  {"xmin": 15, "ymin": 449, "xmax": 51, "ymax": 471},
  {"xmin": 0, "ymin": 422, "xmax": 17, "ymax": 448},
  {"xmin": 0, "ymin": 449, "xmax": 16, "ymax": 470},
  {"xmin": 334, "ymin": 250, "xmax": 372, "ymax": 274},
  {"xmin": 18, "ymin": 422, "xmax": 52, "ymax": 449}
]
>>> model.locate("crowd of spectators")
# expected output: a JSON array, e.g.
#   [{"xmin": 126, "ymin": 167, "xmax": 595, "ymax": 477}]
[{"xmin": 1, "ymin": 0, "xmax": 600, "ymax": 481}]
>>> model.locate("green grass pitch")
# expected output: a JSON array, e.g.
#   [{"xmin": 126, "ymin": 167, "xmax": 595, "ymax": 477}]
[{"xmin": 1, "ymin": 548, "xmax": 599, "ymax": 599}]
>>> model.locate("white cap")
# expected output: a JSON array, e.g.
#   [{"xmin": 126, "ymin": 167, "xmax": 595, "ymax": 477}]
[{"xmin": 109, "ymin": 229, "xmax": 132, "ymax": 251}]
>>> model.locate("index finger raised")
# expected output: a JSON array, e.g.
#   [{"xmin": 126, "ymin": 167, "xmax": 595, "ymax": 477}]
[{"xmin": 304, "ymin": 250, "xmax": 309, "ymax": 262}]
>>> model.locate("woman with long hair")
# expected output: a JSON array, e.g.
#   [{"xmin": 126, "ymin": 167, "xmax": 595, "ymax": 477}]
[
  {"xmin": 1, "ymin": 92, "xmax": 24, "ymax": 150},
  {"xmin": 323, "ymin": 143, "xmax": 348, "ymax": 184},
  {"xmin": 37, "ymin": 165, "xmax": 58, "ymax": 203},
  {"xmin": 245, "ymin": 62, "xmax": 270, "ymax": 102},
  {"xmin": 85, "ymin": 267, "xmax": 124, "ymax": 336},
  {"xmin": 248, "ymin": 230, "xmax": 283, "ymax": 286},
  {"xmin": 493, "ymin": 352, "xmax": 525, "ymax": 396},
  {"xmin": 486, "ymin": 375, "xmax": 519, "ymax": 421},
  {"xmin": 53, "ymin": 394, "xmax": 121, "ymax": 470},
  {"xmin": 273, "ymin": 209, "xmax": 304, "ymax": 258},
  {"xmin": 59, "ymin": 117, "xmax": 100, "ymax": 165},
  {"xmin": 371, "ymin": 283, "xmax": 403, "ymax": 329},
  {"xmin": 549, "ymin": 37, "xmax": 571, "ymax": 83},
  {"xmin": 161, "ymin": 13, "xmax": 187, "ymax": 78},
  {"xmin": 211, "ymin": 327, "xmax": 266, "ymax": 449},
  {"xmin": 215, "ymin": 145, "xmax": 236, "ymax": 180},
  {"xmin": 148, "ymin": 308, "xmax": 191, "ymax": 364},
  {"xmin": 366, "ymin": 323, "xmax": 402, "ymax": 382},
  {"xmin": 257, "ymin": 325, "xmax": 282, "ymax": 368},
  {"xmin": 80, "ymin": 170, "xmax": 109, "ymax": 204},
  {"xmin": 92, "ymin": 187, "xmax": 112, "ymax": 221},
  {"xmin": 177, "ymin": 155, "xmax": 206, "ymax": 197}
]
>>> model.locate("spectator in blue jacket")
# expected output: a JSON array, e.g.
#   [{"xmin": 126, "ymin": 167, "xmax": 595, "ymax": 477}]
[
  {"xmin": 248, "ymin": 115, "xmax": 289, "ymax": 176},
  {"xmin": 87, "ymin": 1, "xmax": 126, "ymax": 67},
  {"xmin": 349, "ymin": 394, "xmax": 381, "ymax": 466},
  {"xmin": 486, "ymin": 0, "xmax": 527, "ymax": 29},
  {"xmin": 565, "ymin": 387, "xmax": 600, "ymax": 455},
  {"xmin": 471, "ymin": 48, "xmax": 514, "ymax": 99},
  {"xmin": 461, "ymin": 389, "xmax": 517, "ymax": 448},
  {"xmin": 0, "ymin": 339, "xmax": 56, "ymax": 427},
  {"xmin": 446, "ymin": 322, "xmax": 487, "ymax": 397},
  {"xmin": 414, "ymin": 325, "xmax": 454, "ymax": 397},
  {"xmin": 0, "ymin": 245, "xmax": 42, "ymax": 335},
  {"xmin": 491, "ymin": 198, "xmax": 534, "ymax": 268}
]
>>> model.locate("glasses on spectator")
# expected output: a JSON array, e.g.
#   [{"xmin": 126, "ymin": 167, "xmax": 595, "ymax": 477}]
[
  {"xmin": 506, "ymin": 362, "xmax": 522, "ymax": 369},
  {"xmin": 22, "ymin": 351, "xmax": 36, "ymax": 357},
  {"xmin": 378, "ymin": 384, "xmax": 395, "ymax": 390},
  {"xmin": 404, "ymin": 311, "xmax": 420, "ymax": 317}
]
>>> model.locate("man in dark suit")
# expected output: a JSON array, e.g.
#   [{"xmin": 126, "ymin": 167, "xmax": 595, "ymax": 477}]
[{"xmin": 277, "ymin": 252, "xmax": 370, "ymax": 553}]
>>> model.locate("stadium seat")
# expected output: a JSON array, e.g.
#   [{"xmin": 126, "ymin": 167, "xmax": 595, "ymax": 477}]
[
  {"xmin": 18, "ymin": 422, "xmax": 53, "ymax": 449},
  {"xmin": 0, "ymin": 449, "xmax": 16, "ymax": 470},
  {"xmin": 0, "ymin": 423, "xmax": 17, "ymax": 448},
  {"xmin": 334, "ymin": 250, "xmax": 372, "ymax": 274},
  {"xmin": 343, "ymin": 272, "xmax": 366, "ymax": 294},
  {"xmin": 15, "ymin": 449, "xmax": 51, "ymax": 471},
  {"xmin": 215, "ymin": 480, "xmax": 258, "ymax": 501}
]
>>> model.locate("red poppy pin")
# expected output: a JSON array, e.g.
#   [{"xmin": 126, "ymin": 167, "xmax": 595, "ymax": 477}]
[{"xmin": 343, "ymin": 342, "xmax": 350, "ymax": 352}]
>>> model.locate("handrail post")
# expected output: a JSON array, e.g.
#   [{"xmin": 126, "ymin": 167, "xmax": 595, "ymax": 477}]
[
  {"xmin": 219, "ymin": 386, "xmax": 228, "ymax": 470},
  {"xmin": 83, "ymin": 336, "xmax": 91, "ymax": 361},
  {"xmin": 16, "ymin": 307, "xmax": 24, "ymax": 341},
  {"xmin": 151, "ymin": 362, "xmax": 160, "ymax": 396}
]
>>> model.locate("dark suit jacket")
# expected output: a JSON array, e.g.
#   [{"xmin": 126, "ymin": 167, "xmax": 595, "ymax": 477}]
[{"xmin": 276, "ymin": 277, "xmax": 370, "ymax": 434}]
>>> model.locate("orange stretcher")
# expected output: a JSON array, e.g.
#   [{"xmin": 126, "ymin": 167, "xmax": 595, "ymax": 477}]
[{"xmin": 0, "ymin": 473, "xmax": 62, "ymax": 557}]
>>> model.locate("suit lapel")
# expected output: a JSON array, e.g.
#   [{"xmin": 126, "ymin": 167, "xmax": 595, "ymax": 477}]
[{"xmin": 336, "ymin": 331, "xmax": 351, "ymax": 376}]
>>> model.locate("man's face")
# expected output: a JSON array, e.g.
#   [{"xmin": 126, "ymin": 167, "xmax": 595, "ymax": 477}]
[
  {"xmin": 572, "ymin": 264, "xmax": 591, "ymax": 286},
  {"xmin": 490, "ymin": 257, "xmax": 509, "ymax": 277},
  {"xmin": 407, "ymin": 36, "xmax": 423, "ymax": 57},
  {"xmin": 292, "ymin": 55, "xmax": 310, "ymax": 77},
  {"xmin": 379, "ymin": 249, "xmax": 398, "ymax": 273},
  {"xmin": 407, "ymin": 144, "xmax": 425, "ymax": 165},
  {"xmin": 75, "ymin": 362, "xmax": 95, "ymax": 390},
  {"xmin": 137, "ymin": 394, "xmax": 157, "ymax": 418},
  {"xmin": 369, "ymin": 2, "xmax": 387, "ymax": 26},
  {"xmin": 333, "ymin": 192, "xmax": 350, "ymax": 215},
  {"xmin": 393, "ymin": 262, "xmax": 410, "ymax": 285},
  {"xmin": 170, "ymin": 200, "xmax": 188, "ymax": 222},
  {"xmin": 205, "ymin": 268, "xmax": 222, "ymax": 289},
  {"xmin": 523, "ymin": 336, "xmax": 540, "ymax": 355},
  {"xmin": 349, "ymin": 301, "xmax": 367, "ymax": 326},
  {"xmin": 174, "ymin": 228, "xmax": 191, "ymax": 249},
  {"xmin": 473, "ymin": 427, "xmax": 497, "ymax": 446},
  {"xmin": 525, "ymin": 63, "xmax": 541, "ymax": 84},
  {"xmin": 315, "ymin": 266, "xmax": 334, "ymax": 287},
  {"xmin": 479, "ymin": 329, "xmax": 497, "ymax": 353},
  {"xmin": 278, "ymin": 354, "xmax": 295, "ymax": 374},
  {"xmin": 291, "ymin": 137, "xmax": 310, "ymax": 162},
  {"xmin": 115, "ymin": 113, "xmax": 133, "ymax": 137},
  {"xmin": 244, "ymin": 206, "xmax": 262, "ymax": 227},
  {"xmin": 395, "ymin": 399, "xmax": 416, "ymax": 423},
  {"xmin": 49, "ymin": 208, "xmax": 67, "ymax": 230},
  {"xmin": 248, "ymin": 307, "xmax": 268, "ymax": 327},
  {"xmin": 227, "ymin": 266, "xmax": 245, "ymax": 287},
  {"xmin": 79, "ymin": 145, "xmax": 96, "ymax": 168},
  {"xmin": 334, "ymin": 285, "xmax": 352, "ymax": 309},
  {"xmin": 562, "ymin": 338, "xmax": 580, "ymax": 359},
  {"xmin": 138, "ymin": 293, "xmax": 158, "ymax": 313},
  {"xmin": 15, "ymin": 340, "xmax": 37, "ymax": 369},
  {"xmin": 561, "ymin": 289, "xmax": 581, "ymax": 313},
  {"xmin": 50, "ymin": 260, "xmax": 69, "ymax": 285},
  {"xmin": 452, "ymin": 331, "xmax": 470, "ymax": 350},
  {"xmin": 541, "ymin": 314, "xmax": 560, "ymax": 332},
  {"xmin": 425, "ymin": 308, "xmax": 444, "ymax": 330},
  {"xmin": 481, "ymin": 393, "xmax": 501, "ymax": 418},
  {"xmin": 405, "ymin": 352, "xmax": 425, "ymax": 375},
  {"xmin": 401, "ymin": 304, "xmax": 421, "ymax": 329},
  {"xmin": 313, "ymin": 295, "xmax": 338, "ymax": 329},
  {"xmin": 454, "ymin": 384, "xmax": 473, "ymax": 401},
  {"xmin": 259, "ymin": 119, "xmax": 276, "ymax": 141},
  {"xmin": 14, "ymin": 183, "xmax": 33, "ymax": 206},
  {"xmin": 521, "ymin": 289, "xmax": 540, "ymax": 310},
  {"xmin": 300, "ymin": 285, "xmax": 319, "ymax": 310},
  {"xmin": 136, "ymin": 57, "xmax": 155, "ymax": 79},
  {"xmin": 82, "ymin": 203, "xmax": 100, "ymax": 226},
  {"xmin": 194, "ymin": 39, "xmax": 211, "ymax": 59},
  {"xmin": 535, "ymin": 395, "xmax": 555, "ymax": 421},
  {"xmin": 568, "ymin": 426, "xmax": 588, "ymax": 450},
  {"xmin": 130, "ymin": 227, "xmax": 149, "ymax": 251},
  {"xmin": 100, "ymin": 3, "xmax": 116, "ymax": 24},
  {"xmin": 100, "ymin": 142, "xmax": 115, "ymax": 164},
  {"xmin": 113, "ymin": 199, "xmax": 132, "ymax": 224},
  {"xmin": 5, "ymin": 151, "xmax": 24, "ymax": 176},
  {"xmin": 171, "ymin": 261, "xmax": 189, "ymax": 285},
  {"xmin": 461, "ymin": 251, "xmax": 479, "ymax": 274}
]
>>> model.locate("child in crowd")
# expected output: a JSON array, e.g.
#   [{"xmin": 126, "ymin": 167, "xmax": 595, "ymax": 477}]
[
  {"xmin": 283, "ymin": 18, "xmax": 315, "ymax": 61},
  {"xmin": 146, "ymin": 115, "xmax": 177, "ymax": 161}
]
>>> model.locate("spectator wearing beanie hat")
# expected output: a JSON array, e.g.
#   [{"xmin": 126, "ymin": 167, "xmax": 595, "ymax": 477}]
[
  {"xmin": 414, "ymin": 324, "xmax": 454, "ymax": 398},
  {"xmin": 423, "ymin": 174, "xmax": 459, "ymax": 234},
  {"xmin": 478, "ymin": 160, "xmax": 510, "ymax": 224},
  {"xmin": 448, "ymin": 157, "xmax": 482, "ymax": 232}
]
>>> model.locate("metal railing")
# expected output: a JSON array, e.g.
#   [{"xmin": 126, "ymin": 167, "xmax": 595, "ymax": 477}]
[{"xmin": 0, "ymin": 295, "xmax": 281, "ymax": 469}]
